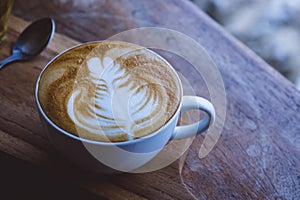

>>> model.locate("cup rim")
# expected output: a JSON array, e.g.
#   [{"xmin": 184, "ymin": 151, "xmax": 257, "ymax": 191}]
[{"xmin": 35, "ymin": 40, "xmax": 183, "ymax": 146}]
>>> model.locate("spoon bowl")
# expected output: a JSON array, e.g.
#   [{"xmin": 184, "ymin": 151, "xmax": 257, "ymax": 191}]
[{"xmin": 0, "ymin": 17, "xmax": 55, "ymax": 69}]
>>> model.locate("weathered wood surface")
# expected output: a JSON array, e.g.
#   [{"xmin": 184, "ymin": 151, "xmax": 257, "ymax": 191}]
[{"xmin": 0, "ymin": 0, "xmax": 298, "ymax": 199}]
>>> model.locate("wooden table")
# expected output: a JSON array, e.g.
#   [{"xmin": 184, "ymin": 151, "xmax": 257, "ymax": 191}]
[{"xmin": 0, "ymin": 0, "xmax": 299, "ymax": 199}]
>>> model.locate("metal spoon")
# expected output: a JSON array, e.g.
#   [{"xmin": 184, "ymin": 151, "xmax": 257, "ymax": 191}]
[{"xmin": 0, "ymin": 17, "xmax": 55, "ymax": 69}]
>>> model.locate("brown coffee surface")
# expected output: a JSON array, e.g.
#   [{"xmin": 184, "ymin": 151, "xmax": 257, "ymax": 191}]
[{"xmin": 38, "ymin": 41, "xmax": 181, "ymax": 142}]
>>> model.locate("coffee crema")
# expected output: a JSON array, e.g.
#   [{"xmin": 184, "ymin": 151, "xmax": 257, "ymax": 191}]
[{"xmin": 38, "ymin": 41, "xmax": 181, "ymax": 142}]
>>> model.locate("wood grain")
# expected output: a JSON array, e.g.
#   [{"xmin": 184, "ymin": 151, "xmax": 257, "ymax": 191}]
[
  {"xmin": 4, "ymin": 0, "xmax": 300, "ymax": 199},
  {"xmin": 172, "ymin": 2, "xmax": 300, "ymax": 200}
]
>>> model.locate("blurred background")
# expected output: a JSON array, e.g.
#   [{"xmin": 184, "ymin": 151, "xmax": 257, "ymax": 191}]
[{"xmin": 191, "ymin": 0, "xmax": 300, "ymax": 90}]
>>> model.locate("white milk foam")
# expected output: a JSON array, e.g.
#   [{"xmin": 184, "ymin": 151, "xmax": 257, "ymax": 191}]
[{"xmin": 67, "ymin": 53, "xmax": 172, "ymax": 140}]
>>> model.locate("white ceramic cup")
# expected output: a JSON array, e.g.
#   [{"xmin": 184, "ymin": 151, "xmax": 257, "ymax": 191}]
[{"xmin": 35, "ymin": 42, "xmax": 216, "ymax": 173}]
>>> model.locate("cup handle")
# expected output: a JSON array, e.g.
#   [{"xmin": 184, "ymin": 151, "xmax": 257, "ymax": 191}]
[{"xmin": 170, "ymin": 96, "xmax": 216, "ymax": 140}]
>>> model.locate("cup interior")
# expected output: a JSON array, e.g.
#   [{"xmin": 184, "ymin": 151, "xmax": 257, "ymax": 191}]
[{"xmin": 35, "ymin": 41, "xmax": 183, "ymax": 145}]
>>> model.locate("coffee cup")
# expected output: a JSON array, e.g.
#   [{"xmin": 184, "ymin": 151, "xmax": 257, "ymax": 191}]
[{"xmin": 35, "ymin": 41, "xmax": 215, "ymax": 173}]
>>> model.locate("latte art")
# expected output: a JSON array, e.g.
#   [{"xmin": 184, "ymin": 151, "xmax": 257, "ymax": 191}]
[{"xmin": 38, "ymin": 42, "xmax": 181, "ymax": 142}]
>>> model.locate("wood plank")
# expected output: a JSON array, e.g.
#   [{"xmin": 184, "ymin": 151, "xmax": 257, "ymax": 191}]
[
  {"xmin": 8, "ymin": 0, "xmax": 300, "ymax": 199},
  {"xmin": 173, "ymin": 2, "xmax": 300, "ymax": 200}
]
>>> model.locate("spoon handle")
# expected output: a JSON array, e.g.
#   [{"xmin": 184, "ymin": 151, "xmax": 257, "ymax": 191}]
[{"xmin": 0, "ymin": 51, "xmax": 23, "ymax": 69}]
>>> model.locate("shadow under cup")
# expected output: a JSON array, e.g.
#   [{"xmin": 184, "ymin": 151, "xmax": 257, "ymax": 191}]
[{"xmin": 35, "ymin": 41, "xmax": 215, "ymax": 174}]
